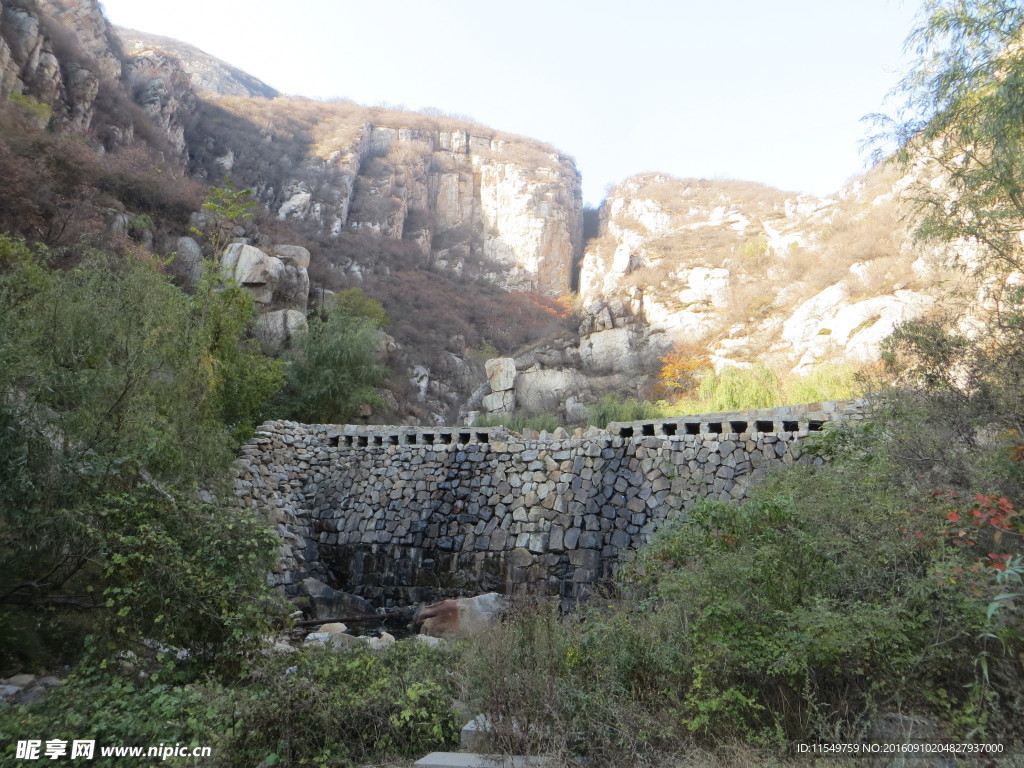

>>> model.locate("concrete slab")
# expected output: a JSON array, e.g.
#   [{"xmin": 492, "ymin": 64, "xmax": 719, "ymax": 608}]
[{"xmin": 414, "ymin": 753, "xmax": 551, "ymax": 768}]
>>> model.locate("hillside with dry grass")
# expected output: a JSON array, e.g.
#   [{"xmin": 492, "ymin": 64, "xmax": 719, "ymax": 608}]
[{"xmin": 575, "ymin": 164, "xmax": 961, "ymax": 381}]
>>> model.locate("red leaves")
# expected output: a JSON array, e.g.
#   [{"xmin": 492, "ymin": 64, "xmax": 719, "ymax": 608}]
[
  {"xmin": 936, "ymin": 492, "xmax": 1022, "ymax": 573},
  {"xmin": 987, "ymin": 553, "xmax": 1011, "ymax": 571}
]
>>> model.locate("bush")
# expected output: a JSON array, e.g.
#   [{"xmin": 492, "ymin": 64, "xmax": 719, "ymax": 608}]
[
  {"xmin": 1, "ymin": 640, "xmax": 460, "ymax": 768},
  {"xmin": 587, "ymin": 393, "xmax": 664, "ymax": 427},
  {"xmin": 474, "ymin": 411, "xmax": 563, "ymax": 434},
  {"xmin": 277, "ymin": 296, "xmax": 388, "ymax": 424},
  {"xmin": 0, "ymin": 238, "xmax": 283, "ymax": 668},
  {"xmin": 216, "ymin": 642, "xmax": 459, "ymax": 766}
]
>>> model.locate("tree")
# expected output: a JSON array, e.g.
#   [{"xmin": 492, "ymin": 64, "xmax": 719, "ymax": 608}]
[
  {"xmin": 657, "ymin": 342, "xmax": 711, "ymax": 396},
  {"xmin": 870, "ymin": 1, "xmax": 1024, "ymax": 437},
  {"xmin": 190, "ymin": 178, "xmax": 257, "ymax": 257},
  {"xmin": 872, "ymin": 0, "xmax": 1024, "ymax": 282},
  {"xmin": 0, "ymin": 237, "xmax": 282, "ymax": 667},
  {"xmin": 278, "ymin": 291, "xmax": 389, "ymax": 423}
]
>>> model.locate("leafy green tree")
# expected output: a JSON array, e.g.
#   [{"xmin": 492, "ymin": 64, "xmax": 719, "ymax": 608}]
[
  {"xmin": 869, "ymin": 0, "xmax": 1024, "ymax": 490},
  {"xmin": 278, "ymin": 290, "xmax": 389, "ymax": 423},
  {"xmin": 873, "ymin": 0, "xmax": 1024, "ymax": 281},
  {"xmin": 0, "ymin": 237, "xmax": 282, "ymax": 667},
  {"xmin": 190, "ymin": 178, "xmax": 257, "ymax": 257}
]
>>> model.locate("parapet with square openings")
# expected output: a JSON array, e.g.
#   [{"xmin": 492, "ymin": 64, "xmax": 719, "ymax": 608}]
[{"xmin": 606, "ymin": 398, "xmax": 868, "ymax": 441}]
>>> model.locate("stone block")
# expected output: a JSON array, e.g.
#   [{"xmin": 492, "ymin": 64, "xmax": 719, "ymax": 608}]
[
  {"xmin": 484, "ymin": 357, "xmax": 517, "ymax": 392},
  {"xmin": 569, "ymin": 548, "xmax": 601, "ymax": 570}
]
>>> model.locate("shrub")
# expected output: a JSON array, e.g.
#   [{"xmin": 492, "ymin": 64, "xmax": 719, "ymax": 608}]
[
  {"xmin": 657, "ymin": 342, "xmax": 712, "ymax": 396},
  {"xmin": 0, "ymin": 238, "xmax": 283, "ymax": 667},
  {"xmin": 215, "ymin": 642, "xmax": 459, "ymax": 766},
  {"xmin": 783, "ymin": 362, "xmax": 866, "ymax": 404},
  {"xmin": 586, "ymin": 393, "xmax": 665, "ymax": 427},
  {"xmin": 690, "ymin": 365, "xmax": 782, "ymax": 412},
  {"xmin": 474, "ymin": 411, "xmax": 563, "ymax": 434},
  {"xmin": 2, "ymin": 640, "xmax": 460, "ymax": 768},
  {"xmin": 277, "ymin": 297, "xmax": 388, "ymax": 424}
]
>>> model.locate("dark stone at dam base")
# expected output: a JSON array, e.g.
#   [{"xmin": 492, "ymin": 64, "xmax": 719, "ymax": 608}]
[{"xmin": 231, "ymin": 400, "xmax": 867, "ymax": 607}]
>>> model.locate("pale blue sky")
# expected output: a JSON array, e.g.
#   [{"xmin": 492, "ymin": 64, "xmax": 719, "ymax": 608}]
[{"xmin": 99, "ymin": 0, "xmax": 922, "ymax": 204}]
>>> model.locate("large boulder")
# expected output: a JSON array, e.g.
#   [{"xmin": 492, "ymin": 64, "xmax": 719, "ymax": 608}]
[
  {"xmin": 514, "ymin": 367, "xmax": 585, "ymax": 413},
  {"xmin": 270, "ymin": 244, "xmax": 311, "ymax": 269},
  {"xmin": 254, "ymin": 309, "xmax": 308, "ymax": 356},
  {"xmin": 221, "ymin": 243, "xmax": 309, "ymax": 310},
  {"xmin": 415, "ymin": 593, "xmax": 508, "ymax": 640},
  {"xmin": 172, "ymin": 236, "xmax": 204, "ymax": 289},
  {"xmin": 482, "ymin": 390, "xmax": 515, "ymax": 413},
  {"xmin": 484, "ymin": 357, "xmax": 516, "ymax": 392},
  {"xmin": 221, "ymin": 243, "xmax": 283, "ymax": 304},
  {"xmin": 300, "ymin": 577, "xmax": 375, "ymax": 620}
]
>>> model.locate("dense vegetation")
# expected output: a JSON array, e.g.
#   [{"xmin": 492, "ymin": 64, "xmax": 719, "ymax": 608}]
[{"xmin": 3, "ymin": 0, "xmax": 1024, "ymax": 766}]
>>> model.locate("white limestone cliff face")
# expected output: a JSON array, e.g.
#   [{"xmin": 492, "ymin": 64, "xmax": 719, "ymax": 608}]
[
  {"xmin": 231, "ymin": 117, "xmax": 582, "ymax": 297},
  {"xmin": 575, "ymin": 170, "xmax": 948, "ymax": 377},
  {"xmin": 477, "ymin": 160, "xmax": 578, "ymax": 294}
]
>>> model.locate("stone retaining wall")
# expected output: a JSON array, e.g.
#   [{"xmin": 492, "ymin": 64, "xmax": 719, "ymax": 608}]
[{"xmin": 232, "ymin": 400, "xmax": 868, "ymax": 607}]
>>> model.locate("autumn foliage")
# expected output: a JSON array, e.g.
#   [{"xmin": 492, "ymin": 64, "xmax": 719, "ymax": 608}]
[{"xmin": 656, "ymin": 341, "xmax": 711, "ymax": 396}]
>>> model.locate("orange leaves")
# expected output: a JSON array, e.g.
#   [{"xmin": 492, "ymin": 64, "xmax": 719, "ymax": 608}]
[{"xmin": 657, "ymin": 342, "xmax": 711, "ymax": 396}]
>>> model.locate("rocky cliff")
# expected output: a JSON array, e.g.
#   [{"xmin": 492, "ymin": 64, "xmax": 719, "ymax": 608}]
[
  {"xmin": 574, "ymin": 169, "xmax": 946, "ymax": 376},
  {"xmin": 0, "ymin": 0, "xmax": 967, "ymax": 428},
  {"xmin": 569, "ymin": 165, "xmax": 950, "ymax": 378},
  {"xmin": 185, "ymin": 97, "xmax": 583, "ymax": 297},
  {"xmin": 116, "ymin": 28, "xmax": 278, "ymax": 99},
  {"xmin": 467, "ymin": 166, "xmax": 964, "ymax": 423},
  {"xmin": 0, "ymin": 0, "xmax": 199, "ymax": 156}
]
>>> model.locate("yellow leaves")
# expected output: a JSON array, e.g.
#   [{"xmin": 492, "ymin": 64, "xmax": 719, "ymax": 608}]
[{"xmin": 657, "ymin": 342, "xmax": 711, "ymax": 396}]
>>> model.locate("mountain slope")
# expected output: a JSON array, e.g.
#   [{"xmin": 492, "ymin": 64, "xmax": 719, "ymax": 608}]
[{"xmin": 116, "ymin": 27, "xmax": 279, "ymax": 99}]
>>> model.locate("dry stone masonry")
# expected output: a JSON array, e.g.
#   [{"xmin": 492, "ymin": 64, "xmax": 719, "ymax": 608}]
[{"xmin": 233, "ymin": 401, "xmax": 868, "ymax": 607}]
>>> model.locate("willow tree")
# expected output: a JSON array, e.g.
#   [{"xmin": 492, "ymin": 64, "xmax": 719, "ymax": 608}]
[
  {"xmin": 872, "ymin": 0, "xmax": 1024, "ymax": 278},
  {"xmin": 870, "ymin": 0, "xmax": 1024, "ymax": 493}
]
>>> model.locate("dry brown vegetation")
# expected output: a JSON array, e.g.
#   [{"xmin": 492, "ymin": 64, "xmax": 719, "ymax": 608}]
[
  {"xmin": 623, "ymin": 173, "xmax": 794, "ymax": 213},
  {"xmin": 0, "ymin": 99, "xmax": 202, "ymax": 246}
]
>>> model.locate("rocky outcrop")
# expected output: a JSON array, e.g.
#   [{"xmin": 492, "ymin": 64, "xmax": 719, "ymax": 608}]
[
  {"xmin": 254, "ymin": 309, "xmax": 308, "ymax": 356},
  {"xmin": 37, "ymin": 0, "xmax": 120, "ymax": 80},
  {"xmin": 0, "ymin": 0, "xmax": 95, "ymax": 122},
  {"xmin": 123, "ymin": 48, "xmax": 195, "ymax": 159},
  {"xmin": 220, "ymin": 242, "xmax": 310, "ymax": 310},
  {"xmin": 116, "ymin": 27, "xmax": 278, "ymax": 99},
  {"xmin": 575, "ymin": 169, "xmax": 944, "ymax": 377},
  {"xmin": 0, "ymin": 0, "xmax": 199, "ymax": 152},
  {"xmin": 194, "ymin": 107, "xmax": 583, "ymax": 297}
]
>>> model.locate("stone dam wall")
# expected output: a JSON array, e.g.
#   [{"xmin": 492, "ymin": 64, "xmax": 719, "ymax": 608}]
[{"xmin": 232, "ymin": 400, "xmax": 867, "ymax": 607}]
